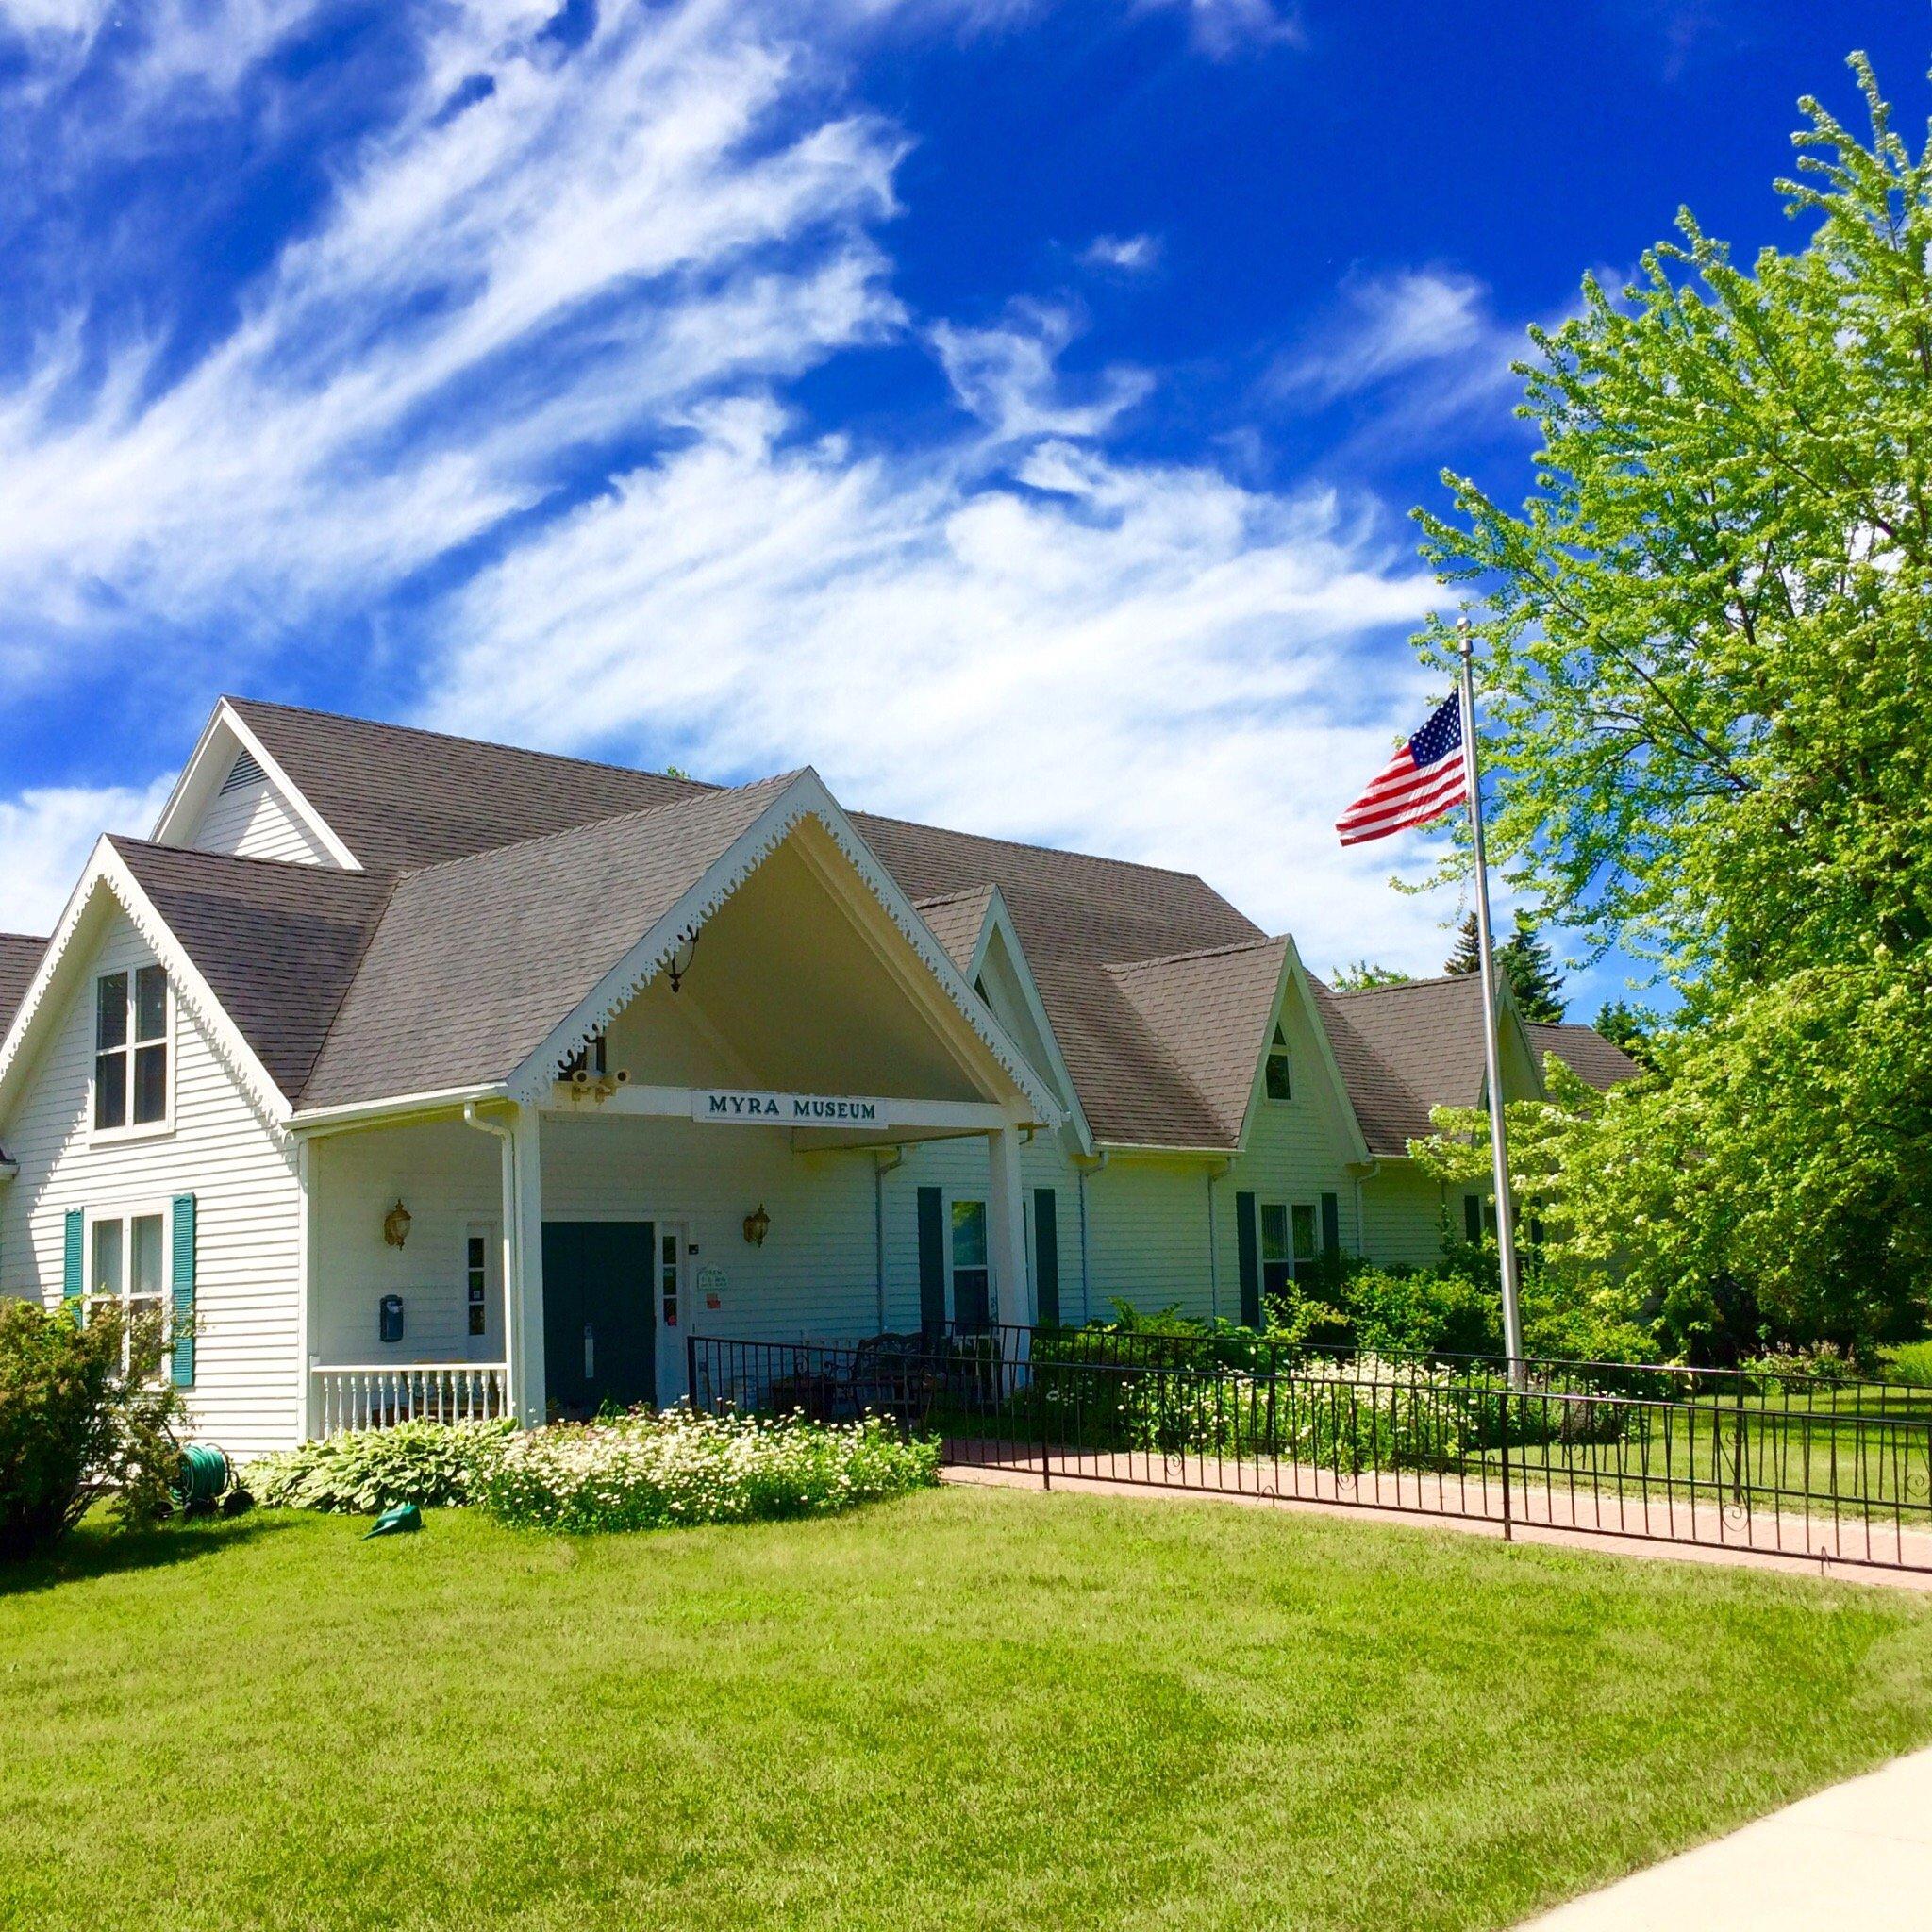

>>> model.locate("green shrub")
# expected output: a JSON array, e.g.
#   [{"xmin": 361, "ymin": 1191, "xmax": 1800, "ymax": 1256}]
[
  {"xmin": 1882, "ymin": 1339, "xmax": 1932, "ymax": 1388},
  {"xmin": 244, "ymin": 1419, "xmax": 516, "ymax": 1513},
  {"xmin": 1737, "ymin": 1340, "xmax": 1874, "ymax": 1394},
  {"xmin": 473, "ymin": 1406, "xmax": 941, "ymax": 1534},
  {"xmin": 0, "ymin": 1300, "xmax": 188, "ymax": 1560}
]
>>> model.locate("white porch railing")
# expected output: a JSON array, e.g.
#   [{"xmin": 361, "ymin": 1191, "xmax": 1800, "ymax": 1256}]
[{"xmin": 311, "ymin": 1363, "xmax": 509, "ymax": 1437}]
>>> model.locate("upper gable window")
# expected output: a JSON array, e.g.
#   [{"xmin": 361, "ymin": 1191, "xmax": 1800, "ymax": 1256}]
[
  {"xmin": 1264, "ymin": 1024, "xmax": 1291, "ymax": 1102},
  {"xmin": 94, "ymin": 965, "xmax": 171, "ymax": 1135}
]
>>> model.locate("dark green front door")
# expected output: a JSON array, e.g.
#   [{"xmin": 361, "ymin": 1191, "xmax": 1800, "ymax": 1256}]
[{"xmin": 541, "ymin": 1221, "xmax": 656, "ymax": 1417}]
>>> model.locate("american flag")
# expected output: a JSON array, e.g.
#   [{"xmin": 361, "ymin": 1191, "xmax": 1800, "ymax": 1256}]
[{"xmin": 1336, "ymin": 695, "xmax": 1468, "ymax": 845}]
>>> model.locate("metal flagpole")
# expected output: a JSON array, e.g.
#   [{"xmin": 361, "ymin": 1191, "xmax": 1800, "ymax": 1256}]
[{"xmin": 1456, "ymin": 618, "xmax": 1525, "ymax": 1381}]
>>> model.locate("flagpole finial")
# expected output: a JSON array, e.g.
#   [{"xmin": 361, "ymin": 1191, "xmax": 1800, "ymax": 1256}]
[{"xmin": 1456, "ymin": 612, "xmax": 1474, "ymax": 660}]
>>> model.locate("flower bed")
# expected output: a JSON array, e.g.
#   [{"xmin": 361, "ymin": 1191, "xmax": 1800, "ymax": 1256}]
[
  {"xmin": 472, "ymin": 1407, "xmax": 941, "ymax": 1533},
  {"xmin": 245, "ymin": 1418, "xmax": 516, "ymax": 1513}
]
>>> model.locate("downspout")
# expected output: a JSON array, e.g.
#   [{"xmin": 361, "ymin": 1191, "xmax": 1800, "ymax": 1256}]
[
  {"xmin": 873, "ymin": 1145, "xmax": 907, "ymax": 1333},
  {"xmin": 1206, "ymin": 1158, "xmax": 1231, "ymax": 1322},
  {"xmin": 1352, "ymin": 1158, "xmax": 1381, "ymax": 1258},
  {"xmin": 464, "ymin": 1103, "xmax": 519, "ymax": 1420},
  {"xmin": 1076, "ymin": 1151, "xmax": 1108, "ymax": 1324}
]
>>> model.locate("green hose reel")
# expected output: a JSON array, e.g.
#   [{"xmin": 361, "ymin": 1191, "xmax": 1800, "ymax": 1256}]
[{"xmin": 173, "ymin": 1441, "xmax": 232, "ymax": 1512}]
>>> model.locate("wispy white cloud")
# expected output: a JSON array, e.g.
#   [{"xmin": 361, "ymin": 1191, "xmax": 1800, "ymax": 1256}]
[
  {"xmin": 424, "ymin": 397, "xmax": 1464, "ymax": 973},
  {"xmin": 1271, "ymin": 267, "xmax": 1491, "ymax": 405},
  {"xmin": 1081, "ymin": 231, "xmax": 1161, "ymax": 273},
  {"xmin": 1138, "ymin": 0, "xmax": 1299, "ymax": 59},
  {"xmin": 0, "ymin": 777, "xmax": 175, "ymax": 933},
  {"xmin": 931, "ymin": 301, "xmax": 1152, "ymax": 442},
  {"xmin": 0, "ymin": 0, "xmax": 906, "ymax": 690}
]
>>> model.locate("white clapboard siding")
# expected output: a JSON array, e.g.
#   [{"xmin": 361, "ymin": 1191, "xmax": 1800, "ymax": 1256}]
[
  {"xmin": 880, "ymin": 1130, "xmax": 1083, "ymax": 1329},
  {"xmin": 188, "ymin": 777, "xmax": 334, "ymax": 867},
  {"xmin": 1359, "ymin": 1162, "xmax": 1453, "ymax": 1270},
  {"xmin": 0, "ymin": 911, "xmax": 303, "ymax": 1457}
]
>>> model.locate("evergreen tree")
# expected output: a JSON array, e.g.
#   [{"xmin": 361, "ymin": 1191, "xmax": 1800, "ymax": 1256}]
[
  {"xmin": 1443, "ymin": 913, "xmax": 1483, "ymax": 976},
  {"xmin": 1592, "ymin": 1000, "xmax": 1653, "ymax": 1068},
  {"xmin": 1444, "ymin": 912, "xmax": 1565, "ymax": 1022},
  {"xmin": 1498, "ymin": 918, "xmax": 1565, "ymax": 1024}
]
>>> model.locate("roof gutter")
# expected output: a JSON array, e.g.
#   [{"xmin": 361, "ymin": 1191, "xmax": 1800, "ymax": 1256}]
[{"xmin": 291, "ymin": 1083, "xmax": 509, "ymax": 1140}]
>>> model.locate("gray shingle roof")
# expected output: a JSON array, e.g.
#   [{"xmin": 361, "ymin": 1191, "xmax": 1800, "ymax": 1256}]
[
  {"xmin": 299, "ymin": 776, "xmax": 798, "ymax": 1109},
  {"xmin": 914, "ymin": 887, "xmax": 996, "ymax": 974},
  {"xmin": 120, "ymin": 700, "xmax": 1642, "ymax": 1144},
  {"xmin": 1315, "ymin": 974, "xmax": 1643, "ymax": 1155},
  {"xmin": 854, "ymin": 813, "xmax": 1261, "ymax": 1147},
  {"xmin": 1108, "ymin": 940, "xmax": 1288, "ymax": 1146},
  {"xmin": 0, "ymin": 934, "xmax": 46, "ymax": 1041},
  {"xmin": 110, "ymin": 841, "xmax": 395, "ymax": 1104},
  {"xmin": 230, "ymin": 697, "xmax": 708, "ymax": 875},
  {"xmin": 1527, "ymin": 1021, "xmax": 1643, "ymax": 1091}
]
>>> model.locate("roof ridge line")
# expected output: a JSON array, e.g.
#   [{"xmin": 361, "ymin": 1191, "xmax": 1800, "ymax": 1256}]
[
  {"xmin": 224, "ymin": 694, "xmax": 724, "ymax": 793},
  {"xmin": 913, "ymin": 884, "xmax": 996, "ymax": 908},
  {"xmin": 380, "ymin": 771, "xmax": 810, "ymax": 886},
  {"xmin": 854, "ymin": 807, "xmax": 1229, "ymax": 888},
  {"xmin": 1325, "ymin": 969, "xmax": 1490, "ymax": 999},
  {"xmin": 104, "ymin": 833, "xmax": 391, "ymax": 883},
  {"xmin": 1108, "ymin": 935, "xmax": 1287, "ymax": 974}
]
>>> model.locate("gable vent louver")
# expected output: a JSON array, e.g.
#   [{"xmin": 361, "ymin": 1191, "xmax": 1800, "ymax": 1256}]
[{"xmin": 219, "ymin": 749, "xmax": 266, "ymax": 795}]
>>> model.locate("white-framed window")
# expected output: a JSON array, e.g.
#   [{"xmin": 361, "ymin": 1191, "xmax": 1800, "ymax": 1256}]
[
  {"xmin": 658, "ymin": 1228, "xmax": 681, "ymax": 1332},
  {"xmin": 93, "ymin": 964, "xmax": 172, "ymax": 1137},
  {"xmin": 87, "ymin": 1204, "xmax": 170, "ymax": 1369},
  {"xmin": 1263, "ymin": 1024, "xmax": 1291, "ymax": 1102},
  {"xmin": 1259, "ymin": 1202, "xmax": 1321, "ymax": 1296},
  {"xmin": 950, "ymin": 1197, "xmax": 991, "ymax": 1326}
]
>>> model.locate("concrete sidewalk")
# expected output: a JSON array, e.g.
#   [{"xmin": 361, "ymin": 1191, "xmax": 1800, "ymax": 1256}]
[{"xmin": 1521, "ymin": 1744, "xmax": 1932, "ymax": 1928}]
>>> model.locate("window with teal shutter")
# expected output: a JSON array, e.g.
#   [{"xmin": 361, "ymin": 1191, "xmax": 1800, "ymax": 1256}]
[
  {"xmin": 170, "ymin": 1194, "xmax": 196, "ymax": 1387},
  {"xmin": 62, "ymin": 1208, "xmax": 84, "ymax": 1314}
]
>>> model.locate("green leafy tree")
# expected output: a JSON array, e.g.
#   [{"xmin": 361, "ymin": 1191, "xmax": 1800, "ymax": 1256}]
[
  {"xmin": 1330, "ymin": 960, "xmax": 1414, "ymax": 991},
  {"xmin": 1409, "ymin": 56, "xmax": 1932, "ymax": 1346}
]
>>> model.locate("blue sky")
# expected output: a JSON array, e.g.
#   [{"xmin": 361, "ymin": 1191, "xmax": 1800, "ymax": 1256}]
[{"xmin": 0, "ymin": 1, "xmax": 1921, "ymax": 1018}]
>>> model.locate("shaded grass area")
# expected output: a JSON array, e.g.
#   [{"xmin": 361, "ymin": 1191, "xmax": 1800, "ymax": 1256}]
[{"xmin": 6, "ymin": 1489, "xmax": 1932, "ymax": 1932}]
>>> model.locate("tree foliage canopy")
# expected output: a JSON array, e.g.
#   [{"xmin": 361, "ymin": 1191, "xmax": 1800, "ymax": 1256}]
[{"xmin": 1410, "ymin": 56, "xmax": 1932, "ymax": 1348}]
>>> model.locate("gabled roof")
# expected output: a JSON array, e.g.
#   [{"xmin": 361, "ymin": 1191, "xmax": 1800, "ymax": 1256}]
[
  {"xmin": 1108, "ymin": 939, "xmax": 1289, "ymax": 1147},
  {"xmin": 915, "ymin": 886, "xmax": 998, "ymax": 975},
  {"xmin": 100, "ymin": 694, "xmax": 1641, "ymax": 1150},
  {"xmin": 0, "ymin": 935, "xmax": 47, "ymax": 1039},
  {"xmin": 108, "ymin": 842, "xmax": 396, "ymax": 1105},
  {"xmin": 1527, "ymin": 1021, "xmax": 1643, "ymax": 1091},
  {"xmin": 300, "ymin": 776, "xmax": 799, "ymax": 1109},
  {"xmin": 226, "ymin": 697, "xmax": 708, "ymax": 875},
  {"xmin": 1315, "ymin": 974, "xmax": 1641, "ymax": 1157},
  {"xmin": 856, "ymin": 813, "xmax": 1261, "ymax": 1148}
]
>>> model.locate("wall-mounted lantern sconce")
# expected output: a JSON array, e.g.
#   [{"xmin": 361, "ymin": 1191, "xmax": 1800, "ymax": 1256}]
[
  {"xmin": 668, "ymin": 924, "xmax": 702, "ymax": 993},
  {"xmin": 741, "ymin": 1203, "xmax": 771, "ymax": 1248},
  {"xmin": 383, "ymin": 1199, "xmax": 413, "ymax": 1249}
]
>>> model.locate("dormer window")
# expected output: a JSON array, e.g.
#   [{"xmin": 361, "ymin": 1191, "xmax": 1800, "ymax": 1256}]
[
  {"xmin": 1264, "ymin": 1024, "xmax": 1291, "ymax": 1101},
  {"xmin": 94, "ymin": 965, "xmax": 171, "ymax": 1135}
]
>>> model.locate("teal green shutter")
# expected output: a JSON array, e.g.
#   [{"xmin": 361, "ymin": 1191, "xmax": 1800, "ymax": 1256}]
[
  {"xmin": 1033, "ymin": 1188, "xmax": 1060, "ymax": 1328},
  {"xmin": 1321, "ymin": 1191, "xmax": 1341, "ymax": 1262},
  {"xmin": 62, "ymin": 1208, "xmax": 84, "ymax": 1315},
  {"xmin": 1235, "ymin": 1191, "xmax": 1260, "ymax": 1329},
  {"xmin": 916, "ymin": 1188, "xmax": 946, "ymax": 1337},
  {"xmin": 1463, "ymin": 1193, "xmax": 1484, "ymax": 1245},
  {"xmin": 170, "ymin": 1194, "xmax": 196, "ymax": 1387}
]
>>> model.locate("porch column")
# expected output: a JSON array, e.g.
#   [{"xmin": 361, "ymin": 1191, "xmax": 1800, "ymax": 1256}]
[
  {"xmin": 988, "ymin": 1122, "xmax": 1033, "ymax": 1331},
  {"xmin": 508, "ymin": 1104, "xmax": 546, "ymax": 1425}
]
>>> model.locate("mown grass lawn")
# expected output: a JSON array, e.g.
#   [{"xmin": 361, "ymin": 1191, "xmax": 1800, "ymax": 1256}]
[{"xmin": 5, "ymin": 1488, "xmax": 1932, "ymax": 1932}]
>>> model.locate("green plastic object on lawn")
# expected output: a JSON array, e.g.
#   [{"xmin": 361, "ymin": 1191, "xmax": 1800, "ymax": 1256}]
[
  {"xmin": 364, "ymin": 1504, "xmax": 423, "ymax": 1540},
  {"xmin": 173, "ymin": 1442, "xmax": 231, "ymax": 1512}
]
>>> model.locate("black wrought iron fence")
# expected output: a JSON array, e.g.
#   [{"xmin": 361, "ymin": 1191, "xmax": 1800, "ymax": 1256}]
[{"xmin": 686, "ymin": 1327, "xmax": 1932, "ymax": 1574}]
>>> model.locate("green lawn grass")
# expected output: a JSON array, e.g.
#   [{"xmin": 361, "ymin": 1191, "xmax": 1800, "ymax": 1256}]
[{"xmin": 6, "ymin": 1488, "xmax": 1932, "ymax": 1932}]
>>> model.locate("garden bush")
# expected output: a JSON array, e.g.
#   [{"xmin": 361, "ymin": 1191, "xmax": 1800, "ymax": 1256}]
[
  {"xmin": 243, "ymin": 1418, "xmax": 517, "ymax": 1513},
  {"xmin": 0, "ymin": 1300, "xmax": 187, "ymax": 1560},
  {"xmin": 473, "ymin": 1406, "xmax": 941, "ymax": 1533}
]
